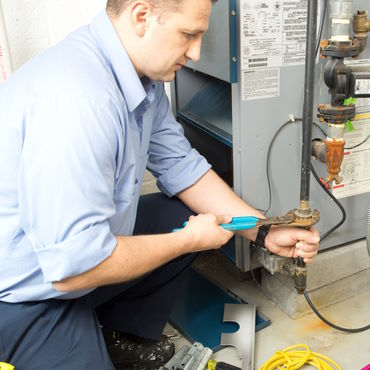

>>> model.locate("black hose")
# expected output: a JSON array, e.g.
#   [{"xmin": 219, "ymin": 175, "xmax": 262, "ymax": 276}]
[
  {"xmin": 310, "ymin": 163, "xmax": 346, "ymax": 241},
  {"xmin": 308, "ymin": 163, "xmax": 370, "ymax": 332},
  {"xmin": 300, "ymin": 0, "xmax": 319, "ymax": 204},
  {"xmin": 304, "ymin": 290, "xmax": 370, "ymax": 333}
]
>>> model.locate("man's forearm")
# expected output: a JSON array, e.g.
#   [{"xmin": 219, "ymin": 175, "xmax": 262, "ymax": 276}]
[
  {"xmin": 53, "ymin": 169, "xmax": 260, "ymax": 292},
  {"xmin": 177, "ymin": 169, "xmax": 264, "ymax": 241},
  {"xmin": 53, "ymin": 232, "xmax": 191, "ymax": 292}
]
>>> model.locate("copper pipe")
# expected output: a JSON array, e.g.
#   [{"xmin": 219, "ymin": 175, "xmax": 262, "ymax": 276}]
[{"xmin": 325, "ymin": 138, "xmax": 345, "ymax": 184}]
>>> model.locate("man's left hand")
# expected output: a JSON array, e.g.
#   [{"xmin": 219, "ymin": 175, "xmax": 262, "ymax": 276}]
[{"xmin": 264, "ymin": 226, "xmax": 320, "ymax": 264}]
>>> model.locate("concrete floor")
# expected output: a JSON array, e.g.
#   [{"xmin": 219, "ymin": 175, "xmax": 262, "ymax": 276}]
[{"xmin": 165, "ymin": 252, "xmax": 370, "ymax": 370}]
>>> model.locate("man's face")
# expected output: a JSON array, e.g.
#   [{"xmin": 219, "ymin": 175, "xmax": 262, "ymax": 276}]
[{"xmin": 139, "ymin": 0, "xmax": 212, "ymax": 81}]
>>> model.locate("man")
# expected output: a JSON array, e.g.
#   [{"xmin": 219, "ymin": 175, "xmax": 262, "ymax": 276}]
[{"xmin": 0, "ymin": 0, "xmax": 320, "ymax": 369}]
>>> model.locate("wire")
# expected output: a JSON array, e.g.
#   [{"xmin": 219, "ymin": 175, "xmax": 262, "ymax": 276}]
[
  {"xmin": 345, "ymin": 134, "xmax": 370, "ymax": 149},
  {"xmin": 304, "ymin": 291, "xmax": 370, "ymax": 333},
  {"xmin": 313, "ymin": 121, "xmax": 327, "ymax": 137},
  {"xmin": 256, "ymin": 117, "xmax": 370, "ymax": 333},
  {"xmin": 307, "ymin": 132, "xmax": 369, "ymax": 332},
  {"xmin": 311, "ymin": 122, "xmax": 347, "ymax": 241},
  {"xmin": 261, "ymin": 118, "xmax": 302, "ymax": 214},
  {"xmin": 313, "ymin": 119, "xmax": 370, "ymax": 151},
  {"xmin": 310, "ymin": 163, "xmax": 346, "ymax": 241},
  {"xmin": 259, "ymin": 343, "xmax": 341, "ymax": 370}
]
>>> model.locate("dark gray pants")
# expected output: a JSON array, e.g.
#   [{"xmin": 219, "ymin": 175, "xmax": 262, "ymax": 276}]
[{"xmin": 0, "ymin": 194, "xmax": 196, "ymax": 370}]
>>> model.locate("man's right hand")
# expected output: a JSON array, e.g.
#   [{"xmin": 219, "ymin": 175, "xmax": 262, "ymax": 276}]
[{"xmin": 178, "ymin": 214, "xmax": 234, "ymax": 252}]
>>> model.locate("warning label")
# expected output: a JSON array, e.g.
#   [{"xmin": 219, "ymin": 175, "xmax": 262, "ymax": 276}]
[
  {"xmin": 240, "ymin": 0, "xmax": 308, "ymax": 71},
  {"xmin": 240, "ymin": 0, "xmax": 311, "ymax": 100},
  {"xmin": 241, "ymin": 68, "xmax": 280, "ymax": 100}
]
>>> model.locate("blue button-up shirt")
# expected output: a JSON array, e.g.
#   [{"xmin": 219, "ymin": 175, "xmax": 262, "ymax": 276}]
[{"xmin": 0, "ymin": 11, "xmax": 211, "ymax": 302}]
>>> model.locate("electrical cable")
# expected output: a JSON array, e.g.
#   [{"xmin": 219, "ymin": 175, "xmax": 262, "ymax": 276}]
[
  {"xmin": 314, "ymin": 120, "xmax": 370, "ymax": 150},
  {"xmin": 255, "ymin": 118, "xmax": 370, "ymax": 333},
  {"xmin": 259, "ymin": 343, "xmax": 341, "ymax": 370},
  {"xmin": 303, "ymin": 291, "xmax": 370, "ymax": 333},
  {"xmin": 311, "ymin": 122, "xmax": 346, "ymax": 241},
  {"xmin": 344, "ymin": 134, "xmax": 370, "ymax": 149},
  {"xmin": 261, "ymin": 118, "xmax": 302, "ymax": 214},
  {"xmin": 305, "ymin": 138, "xmax": 369, "ymax": 332},
  {"xmin": 310, "ymin": 163, "xmax": 346, "ymax": 241},
  {"xmin": 313, "ymin": 121, "xmax": 327, "ymax": 137}
]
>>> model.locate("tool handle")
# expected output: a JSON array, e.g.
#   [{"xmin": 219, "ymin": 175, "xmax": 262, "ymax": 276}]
[
  {"xmin": 173, "ymin": 216, "xmax": 258, "ymax": 232},
  {"xmin": 216, "ymin": 362, "xmax": 242, "ymax": 370},
  {"xmin": 208, "ymin": 359, "xmax": 241, "ymax": 370}
]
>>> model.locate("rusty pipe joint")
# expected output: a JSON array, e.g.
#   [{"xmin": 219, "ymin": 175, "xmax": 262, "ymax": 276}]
[
  {"xmin": 311, "ymin": 125, "xmax": 346, "ymax": 185},
  {"xmin": 325, "ymin": 136, "xmax": 345, "ymax": 184},
  {"xmin": 353, "ymin": 10, "xmax": 370, "ymax": 34},
  {"xmin": 326, "ymin": 122, "xmax": 345, "ymax": 184},
  {"xmin": 353, "ymin": 10, "xmax": 369, "ymax": 53}
]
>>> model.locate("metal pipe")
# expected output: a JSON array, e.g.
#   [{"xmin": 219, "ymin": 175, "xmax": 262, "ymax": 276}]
[
  {"xmin": 0, "ymin": 0, "xmax": 13, "ymax": 82},
  {"xmin": 299, "ymin": 0, "xmax": 318, "ymax": 214},
  {"xmin": 311, "ymin": 140, "xmax": 326, "ymax": 163},
  {"xmin": 329, "ymin": 0, "xmax": 353, "ymax": 42}
]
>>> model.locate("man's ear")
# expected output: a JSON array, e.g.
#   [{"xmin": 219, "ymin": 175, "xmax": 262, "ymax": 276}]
[{"xmin": 129, "ymin": 1, "xmax": 153, "ymax": 37}]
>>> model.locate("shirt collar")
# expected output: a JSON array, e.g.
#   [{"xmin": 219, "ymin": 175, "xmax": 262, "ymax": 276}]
[{"xmin": 90, "ymin": 11, "xmax": 155, "ymax": 112}]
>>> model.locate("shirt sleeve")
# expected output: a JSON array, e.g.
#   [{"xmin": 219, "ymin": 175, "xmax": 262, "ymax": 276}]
[
  {"xmin": 19, "ymin": 94, "xmax": 121, "ymax": 283},
  {"xmin": 148, "ymin": 84, "xmax": 211, "ymax": 197}
]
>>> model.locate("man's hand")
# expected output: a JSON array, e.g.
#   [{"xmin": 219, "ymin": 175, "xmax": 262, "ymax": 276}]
[
  {"xmin": 178, "ymin": 214, "xmax": 234, "ymax": 252},
  {"xmin": 264, "ymin": 226, "xmax": 320, "ymax": 264}
]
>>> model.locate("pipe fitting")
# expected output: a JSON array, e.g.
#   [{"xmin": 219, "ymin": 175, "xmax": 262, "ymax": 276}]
[
  {"xmin": 353, "ymin": 10, "xmax": 370, "ymax": 54},
  {"xmin": 353, "ymin": 34, "xmax": 368, "ymax": 54},
  {"xmin": 329, "ymin": 0, "xmax": 353, "ymax": 42},
  {"xmin": 325, "ymin": 137, "xmax": 345, "ymax": 184},
  {"xmin": 353, "ymin": 10, "xmax": 370, "ymax": 34},
  {"xmin": 311, "ymin": 139, "xmax": 326, "ymax": 163}
]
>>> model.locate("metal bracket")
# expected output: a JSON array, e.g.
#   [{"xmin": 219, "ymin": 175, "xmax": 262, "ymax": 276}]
[{"xmin": 220, "ymin": 304, "xmax": 256, "ymax": 370}]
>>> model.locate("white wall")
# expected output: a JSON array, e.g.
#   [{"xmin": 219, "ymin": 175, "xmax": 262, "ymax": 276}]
[
  {"xmin": 0, "ymin": 0, "xmax": 172, "ymax": 99},
  {"xmin": 1, "ymin": 0, "xmax": 106, "ymax": 71}
]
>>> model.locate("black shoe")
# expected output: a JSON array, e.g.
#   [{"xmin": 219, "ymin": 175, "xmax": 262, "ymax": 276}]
[{"xmin": 102, "ymin": 330, "xmax": 175, "ymax": 370}]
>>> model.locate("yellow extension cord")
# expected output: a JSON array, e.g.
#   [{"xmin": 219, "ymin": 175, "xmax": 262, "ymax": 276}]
[
  {"xmin": 259, "ymin": 344, "xmax": 341, "ymax": 370},
  {"xmin": 0, "ymin": 363, "xmax": 14, "ymax": 370}
]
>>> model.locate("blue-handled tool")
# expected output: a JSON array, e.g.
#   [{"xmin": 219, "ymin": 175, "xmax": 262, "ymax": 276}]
[
  {"xmin": 173, "ymin": 213, "xmax": 297, "ymax": 233},
  {"xmin": 213, "ymin": 216, "xmax": 259, "ymax": 231}
]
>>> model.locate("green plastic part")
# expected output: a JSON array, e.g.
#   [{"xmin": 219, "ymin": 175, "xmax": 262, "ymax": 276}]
[
  {"xmin": 345, "ymin": 120, "xmax": 355, "ymax": 132},
  {"xmin": 343, "ymin": 97, "xmax": 357, "ymax": 106}
]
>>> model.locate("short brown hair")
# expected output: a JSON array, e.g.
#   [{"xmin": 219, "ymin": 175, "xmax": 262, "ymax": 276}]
[
  {"xmin": 106, "ymin": 0, "xmax": 181, "ymax": 17},
  {"xmin": 106, "ymin": 0, "xmax": 216, "ymax": 18}
]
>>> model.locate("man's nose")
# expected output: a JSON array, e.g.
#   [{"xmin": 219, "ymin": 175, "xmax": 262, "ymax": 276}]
[{"xmin": 185, "ymin": 36, "xmax": 202, "ymax": 62}]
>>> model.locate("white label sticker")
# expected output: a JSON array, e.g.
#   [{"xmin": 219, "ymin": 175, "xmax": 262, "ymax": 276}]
[
  {"xmin": 241, "ymin": 68, "xmax": 280, "ymax": 101},
  {"xmin": 332, "ymin": 114, "xmax": 370, "ymax": 199},
  {"xmin": 240, "ymin": 0, "xmax": 313, "ymax": 100},
  {"xmin": 240, "ymin": 0, "xmax": 308, "ymax": 70},
  {"xmin": 343, "ymin": 60, "xmax": 370, "ymax": 111}
]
